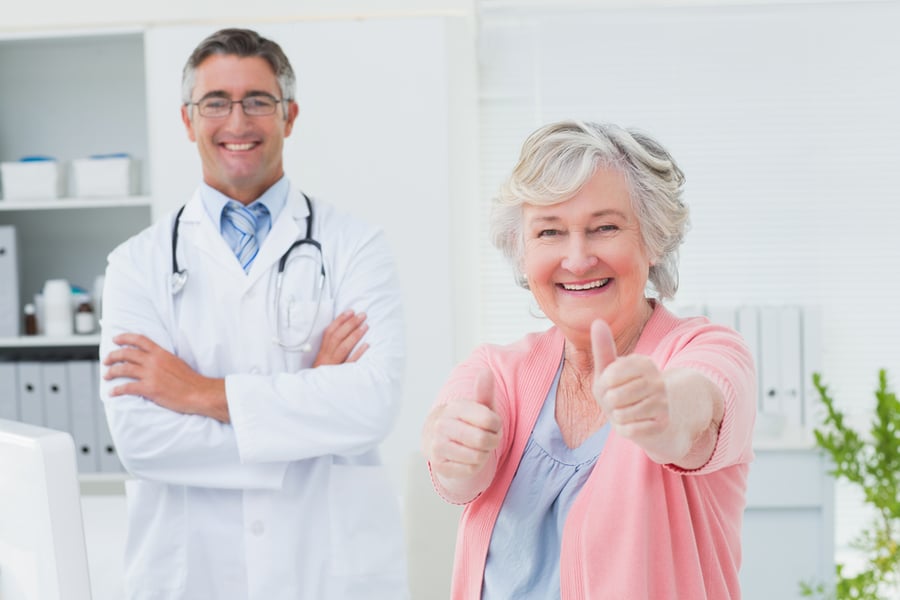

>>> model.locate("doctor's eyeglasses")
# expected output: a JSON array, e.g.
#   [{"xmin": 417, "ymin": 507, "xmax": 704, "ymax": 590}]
[{"xmin": 187, "ymin": 93, "xmax": 287, "ymax": 118}]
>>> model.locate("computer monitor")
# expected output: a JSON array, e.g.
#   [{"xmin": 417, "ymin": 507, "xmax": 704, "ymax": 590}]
[{"xmin": 0, "ymin": 418, "xmax": 92, "ymax": 600}]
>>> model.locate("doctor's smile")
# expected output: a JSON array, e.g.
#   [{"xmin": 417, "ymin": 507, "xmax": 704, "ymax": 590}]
[{"xmin": 221, "ymin": 141, "xmax": 259, "ymax": 152}]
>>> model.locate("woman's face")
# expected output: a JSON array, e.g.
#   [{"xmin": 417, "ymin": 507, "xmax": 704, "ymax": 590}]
[{"xmin": 522, "ymin": 166, "xmax": 651, "ymax": 347}]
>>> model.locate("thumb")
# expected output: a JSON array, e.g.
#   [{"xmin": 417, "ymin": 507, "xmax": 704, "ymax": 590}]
[
  {"xmin": 591, "ymin": 319, "xmax": 618, "ymax": 374},
  {"xmin": 473, "ymin": 368, "xmax": 496, "ymax": 411}
]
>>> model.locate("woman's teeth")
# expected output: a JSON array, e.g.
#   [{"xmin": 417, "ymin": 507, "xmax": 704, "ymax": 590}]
[{"xmin": 561, "ymin": 278, "xmax": 609, "ymax": 291}]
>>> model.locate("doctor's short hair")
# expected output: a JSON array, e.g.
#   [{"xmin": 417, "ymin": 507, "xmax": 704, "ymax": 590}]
[
  {"xmin": 490, "ymin": 120, "xmax": 690, "ymax": 300},
  {"xmin": 182, "ymin": 28, "xmax": 296, "ymax": 119}
]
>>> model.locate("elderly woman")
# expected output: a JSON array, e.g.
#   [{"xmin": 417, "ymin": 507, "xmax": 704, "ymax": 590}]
[{"xmin": 422, "ymin": 121, "xmax": 756, "ymax": 599}]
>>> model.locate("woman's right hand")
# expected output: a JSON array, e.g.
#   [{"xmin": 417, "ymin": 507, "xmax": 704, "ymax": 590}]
[{"xmin": 423, "ymin": 369, "xmax": 503, "ymax": 486}]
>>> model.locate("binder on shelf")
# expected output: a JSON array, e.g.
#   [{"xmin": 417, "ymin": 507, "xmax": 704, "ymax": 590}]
[
  {"xmin": 802, "ymin": 306, "xmax": 824, "ymax": 428},
  {"xmin": 0, "ymin": 225, "xmax": 21, "ymax": 337},
  {"xmin": 42, "ymin": 361, "xmax": 72, "ymax": 434},
  {"xmin": 16, "ymin": 361, "xmax": 45, "ymax": 426},
  {"xmin": 67, "ymin": 360, "xmax": 99, "ymax": 473},
  {"xmin": 735, "ymin": 306, "xmax": 761, "ymax": 409},
  {"xmin": 93, "ymin": 361, "xmax": 122, "ymax": 472},
  {"xmin": 758, "ymin": 306, "xmax": 782, "ymax": 418},
  {"xmin": 777, "ymin": 306, "xmax": 804, "ymax": 427},
  {"xmin": 0, "ymin": 362, "xmax": 17, "ymax": 420}
]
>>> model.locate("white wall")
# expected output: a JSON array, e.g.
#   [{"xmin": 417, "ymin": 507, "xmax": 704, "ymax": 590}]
[{"xmin": 0, "ymin": 0, "xmax": 475, "ymax": 33}]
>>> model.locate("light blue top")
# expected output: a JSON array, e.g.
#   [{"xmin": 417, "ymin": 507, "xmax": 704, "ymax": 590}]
[
  {"xmin": 199, "ymin": 175, "xmax": 289, "ymax": 249},
  {"xmin": 481, "ymin": 356, "xmax": 611, "ymax": 599}
]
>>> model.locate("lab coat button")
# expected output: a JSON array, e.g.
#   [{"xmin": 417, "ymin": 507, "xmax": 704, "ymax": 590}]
[{"xmin": 251, "ymin": 520, "xmax": 265, "ymax": 536}]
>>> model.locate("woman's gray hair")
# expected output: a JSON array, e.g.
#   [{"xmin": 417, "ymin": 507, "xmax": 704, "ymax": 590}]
[
  {"xmin": 491, "ymin": 120, "xmax": 690, "ymax": 300},
  {"xmin": 182, "ymin": 28, "xmax": 296, "ymax": 119}
]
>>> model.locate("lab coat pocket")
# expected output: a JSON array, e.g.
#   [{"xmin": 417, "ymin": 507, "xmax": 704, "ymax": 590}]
[
  {"xmin": 279, "ymin": 298, "xmax": 334, "ymax": 352},
  {"xmin": 327, "ymin": 463, "xmax": 406, "ymax": 578}
]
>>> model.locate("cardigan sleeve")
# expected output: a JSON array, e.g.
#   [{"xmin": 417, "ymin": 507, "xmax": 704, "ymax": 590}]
[
  {"xmin": 657, "ymin": 322, "xmax": 757, "ymax": 475},
  {"xmin": 427, "ymin": 344, "xmax": 513, "ymax": 505}
]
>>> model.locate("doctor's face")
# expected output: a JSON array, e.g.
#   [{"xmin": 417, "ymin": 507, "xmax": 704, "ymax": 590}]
[{"xmin": 181, "ymin": 54, "xmax": 299, "ymax": 204}]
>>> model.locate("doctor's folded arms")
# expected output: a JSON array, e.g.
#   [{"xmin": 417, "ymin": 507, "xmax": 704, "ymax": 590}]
[
  {"xmin": 422, "ymin": 121, "xmax": 757, "ymax": 599},
  {"xmin": 100, "ymin": 28, "xmax": 407, "ymax": 600}
]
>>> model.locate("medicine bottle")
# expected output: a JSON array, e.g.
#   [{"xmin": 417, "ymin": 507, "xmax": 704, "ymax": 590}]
[
  {"xmin": 75, "ymin": 301, "xmax": 95, "ymax": 335},
  {"xmin": 23, "ymin": 303, "xmax": 38, "ymax": 336}
]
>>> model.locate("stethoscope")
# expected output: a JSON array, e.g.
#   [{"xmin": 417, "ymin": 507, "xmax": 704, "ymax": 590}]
[{"xmin": 170, "ymin": 192, "xmax": 325, "ymax": 352}]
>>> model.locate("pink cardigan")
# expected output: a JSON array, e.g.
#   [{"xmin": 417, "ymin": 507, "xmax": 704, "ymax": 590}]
[{"xmin": 431, "ymin": 304, "xmax": 757, "ymax": 599}]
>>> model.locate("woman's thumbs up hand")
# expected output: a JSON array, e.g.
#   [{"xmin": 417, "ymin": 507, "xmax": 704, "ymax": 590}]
[
  {"xmin": 423, "ymin": 369, "xmax": 503, "ymax": 484},
  {"xmin": 591, "ymin": 319, "xmax": 676, "ymax": 462}
]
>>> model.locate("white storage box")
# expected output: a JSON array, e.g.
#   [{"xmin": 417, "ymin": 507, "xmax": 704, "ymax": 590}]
[
  {"xmin": 0, "ymin": 160, "xmax": 64, "ymax": 200},
  {"xmin": 70, "ymin": 155, "xmax": 138, "ymax": 197}
]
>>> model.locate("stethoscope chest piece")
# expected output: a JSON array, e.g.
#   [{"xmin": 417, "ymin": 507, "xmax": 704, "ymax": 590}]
[{"xmin": 171, "ymin": 270, "xmax": 188, "ymax": 295}]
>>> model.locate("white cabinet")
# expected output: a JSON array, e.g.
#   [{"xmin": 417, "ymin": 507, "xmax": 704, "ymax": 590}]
[
  {"xmin": 0, "ymin": 30, "xmax": 153, "ymax": 341},
  {"xmin": 742, "ymin": 445, "xmax": 835, "ymax": 599},
  {"xmin": 0, "ymin": 31, "xmax": 153, "ymax": 479}
]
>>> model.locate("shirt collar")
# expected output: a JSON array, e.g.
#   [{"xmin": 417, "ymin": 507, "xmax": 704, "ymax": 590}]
[{"xmin": 200, "ymin": 176, "xmax": 290, "ymax": 229}]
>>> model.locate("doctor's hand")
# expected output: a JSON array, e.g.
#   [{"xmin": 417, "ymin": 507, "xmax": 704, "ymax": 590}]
[
  {"xmin": 104, "ymin": 333, "xmax": 229, "ymax": 423},
  {"xmin": 312, "ymin": 310, "xmax": 369, "ymax": 368},
  {"xmin": 423, "ymin": 369, "xmax": 502, "ymax": 487},
  {"xmin": 591, "ymin": 319, "xmax": 680, "ymax": 463}
]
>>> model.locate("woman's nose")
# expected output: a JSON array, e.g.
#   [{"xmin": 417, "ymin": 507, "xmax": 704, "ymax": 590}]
[{"xmin": 560, "ymin": 233, "xmax": 599, "ymax": 274}]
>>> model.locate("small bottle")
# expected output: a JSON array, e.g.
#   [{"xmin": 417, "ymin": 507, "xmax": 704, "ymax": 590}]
[
  {"xmin": 23, "ymin": 303, "xmax": 38, "ymax": 336},
  {"xmin": 74, "ymin": 301, "xmax": 95, "ymax": 334},
  {"xmin": 43, "ymin": 279, "xmax": 73, "ymax": 337}
]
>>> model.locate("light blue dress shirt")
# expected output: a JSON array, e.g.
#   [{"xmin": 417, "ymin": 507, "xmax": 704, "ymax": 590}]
[
  {"xmin": 482, "ymin": 356, "xmax": 611, "ymax": 599},
  {"xmin": 199, "ymin": 176, "xmax": 289, "ymax": 249}
]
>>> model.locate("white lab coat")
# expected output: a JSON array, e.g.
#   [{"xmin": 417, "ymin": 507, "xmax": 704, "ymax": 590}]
[{"xmin": 99, "ymin": 183, "xmax": 408, "ymax": 600}]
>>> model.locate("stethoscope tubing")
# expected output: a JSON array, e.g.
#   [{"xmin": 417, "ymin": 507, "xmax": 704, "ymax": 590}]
[{"xmin": 170, "ymin": 192, "xmax": 324, "ymax": 351}]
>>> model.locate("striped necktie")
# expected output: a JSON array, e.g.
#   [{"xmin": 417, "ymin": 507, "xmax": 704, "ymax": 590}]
[{"xmin": 222, "ymin": 202, "xmax": 269, "ymax": 273}]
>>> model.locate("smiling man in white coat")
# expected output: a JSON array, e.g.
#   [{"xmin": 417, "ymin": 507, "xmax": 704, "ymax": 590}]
[{"xmin": 99, "ymin": 28, "xmax": 408, "ymax": 599}]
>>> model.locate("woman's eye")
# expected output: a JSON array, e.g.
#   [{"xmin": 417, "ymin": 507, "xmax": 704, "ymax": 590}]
[
  {"xmin": 590, "ymin": 225, "xmax": 618, "ymax": 234},
  {"xmin": 537, "ymin": 229, "xmax": 560, "ymax": 238}
]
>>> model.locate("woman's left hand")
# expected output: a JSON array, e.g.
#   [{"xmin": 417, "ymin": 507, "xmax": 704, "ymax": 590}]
[{"xmin": 591, "ymin": 320, "xmax": 692, "ymax": 462}]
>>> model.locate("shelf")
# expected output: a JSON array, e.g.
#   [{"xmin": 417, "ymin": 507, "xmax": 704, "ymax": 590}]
[
  {"xmin": 0, "ymin": 196, "xmax": 152, "ymax": 211},
  {"xmin": 79, "ymin": 472, "xmax": 128, "ymax": 496},
  {"xmin": 0, "ymin": 26, "xmax": 145, "ymax": 44},
  {"xmin": 0, "ymin": 334, "xmax": 100, "ymax": 349}
]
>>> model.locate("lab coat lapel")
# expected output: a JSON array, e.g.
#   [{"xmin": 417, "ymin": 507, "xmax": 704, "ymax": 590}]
[{"xmin": 179, "ymin": 191, "xmax": 247, "ymax": 277}]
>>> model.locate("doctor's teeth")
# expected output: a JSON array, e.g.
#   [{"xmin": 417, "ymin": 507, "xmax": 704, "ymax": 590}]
[
  {"xmin": 225, "ymin": 143, "xmax": 254, "ymax": 151},
  {"xmin": 563, "ymin": 279, "xmax": 609, "ymax": 291}
]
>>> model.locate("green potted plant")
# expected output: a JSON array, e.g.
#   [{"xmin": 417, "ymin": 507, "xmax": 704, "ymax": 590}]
[{"xmin": 800, "ymin": 370, "xmax": 900, "ymax": 599}]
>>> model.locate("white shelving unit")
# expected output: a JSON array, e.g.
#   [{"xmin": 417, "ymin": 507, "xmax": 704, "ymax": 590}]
[
  {"xmin": 0, "ymin": 29, "xmax": 153, "ymax": 321},
  {"xmin": 0, "ymin": 196, "xmax": 152, "ymax": 211},
  {"xmin": 0, "ymin": 29, "xmax": 151, "ymax": 481},
  {"xmin": 0, "ymin": 334, "xmax": 100, "ymax": 349}
]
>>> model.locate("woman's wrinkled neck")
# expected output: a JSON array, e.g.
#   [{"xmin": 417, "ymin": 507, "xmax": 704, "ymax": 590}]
[{"xmin": 563, "ymin": 298, "xmax": 655, "ymax": 377}]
